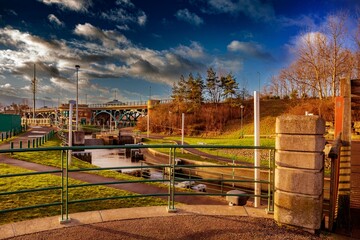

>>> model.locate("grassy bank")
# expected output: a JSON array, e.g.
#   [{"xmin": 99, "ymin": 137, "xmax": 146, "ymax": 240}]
[{"xmin": 0, "ymin": 163, "xmax": 167, "ymax": 225}]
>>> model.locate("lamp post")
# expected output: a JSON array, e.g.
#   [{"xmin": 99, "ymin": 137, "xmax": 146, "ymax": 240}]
[
  {"xmin": 257, "ymin": 71, "xmax": 261, "ymax": 93},
  {"xmin": 75, "ymin": 65, "xmax": 80, "ymax": 131},
  {"xmin": 240, "ymin": 104, "xmax": 244, "ymax": 138}
]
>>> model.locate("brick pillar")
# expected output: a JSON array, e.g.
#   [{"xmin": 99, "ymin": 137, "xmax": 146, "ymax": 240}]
[{"xmin": 275, "ymin": 115, "xmax": 325, "ymax": 233}]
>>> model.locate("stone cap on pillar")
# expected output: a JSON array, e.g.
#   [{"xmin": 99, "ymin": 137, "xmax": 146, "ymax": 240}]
[{"xmin": 276, "ymin": 115, "xmax": 325, "ymax": 135}]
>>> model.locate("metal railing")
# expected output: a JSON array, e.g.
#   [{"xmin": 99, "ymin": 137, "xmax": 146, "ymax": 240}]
[{"xmin": 0, "ymin": 144, "xmax": 275, "ymax": 224}]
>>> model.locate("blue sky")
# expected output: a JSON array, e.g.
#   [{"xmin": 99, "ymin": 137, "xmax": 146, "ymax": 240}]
[{"xmin": 0, "ymin": 0, "xmax": 359, "ymax": 106}]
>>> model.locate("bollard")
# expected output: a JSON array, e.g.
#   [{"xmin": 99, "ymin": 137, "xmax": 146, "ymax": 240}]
[
  {"xmin": 19, "ymin": 141, "xmax": 22, "ymax": 149},
  {"xmin": 10, "ymin": 142, "xmax": 13, "ymax": 155}
]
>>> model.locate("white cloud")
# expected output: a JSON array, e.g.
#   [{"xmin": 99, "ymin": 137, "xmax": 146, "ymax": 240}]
[
  {"xmin": 173, "ymin": 42, "xmax": 204, "ymax": 59},
  {"xmin": 48, "ymin": 14, "xmax": 65, "ymax": 27},
  {"xmin": 175, "ymin": 9, "xmax": 204, "ymax": 26},
  {"xmin": 201, "ymin": 0, "xmax": 275, "ymax": 22},
  {"xmin": 211, "ymin": 57, "xmax": 243, "ymax": 74},
  {"xmin": 227, "ymin": 40, "xmax": 274, "ymax": 60},
  {"xmin": 280, "ymin": 14, "xmax": 318, "ymax": 29},
  {"xmin": 116, "ymin": 0, "xmax": 134, "ymax": 7},
  {"xmin": 137, "ymin": 11, "xmax": 147, "ymax": 26},
  {"xmin": 74, "ymin": 23, "xmax": 130, "ymax": 47},
  {"xmin": 39, "ymin": 0, "xmax": 92, "ymax": 12},
  {"xmin": 0, "ymin": 83, "xmax": 12, "ymax": 89},
  {"xmin": 101, "ymin": 2, "xmax": 147, "ymax": 26}
]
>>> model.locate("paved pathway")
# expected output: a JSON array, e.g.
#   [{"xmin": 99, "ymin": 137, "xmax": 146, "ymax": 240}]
[{"xmin": 1, "ymin": 205, "xmax": 330, "ymax": 240}]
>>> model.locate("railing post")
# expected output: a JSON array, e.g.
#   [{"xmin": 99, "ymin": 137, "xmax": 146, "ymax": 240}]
[
  {"xmin": 267, "ymin": 149, "xmax": 275, "ymax": 213},
  {"xmin": 167, "ymin": 147, "xmax": 177, "ymax": 213},
  {"xmin": 221, "ymin": 174, "xmax": 224, "ymax": 194}
]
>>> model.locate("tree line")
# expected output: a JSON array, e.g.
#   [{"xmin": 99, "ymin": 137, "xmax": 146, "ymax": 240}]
[
  {"xmin": 265, "ymin": 11, "xmax": 359, "ymax": 100},
  {"xmin": 137, "ymin": 67, "xmax": 251, "ymax": 135},
  {"xmin": 171, "ymin": 67, "xmax": 250, "ymax": 108}
]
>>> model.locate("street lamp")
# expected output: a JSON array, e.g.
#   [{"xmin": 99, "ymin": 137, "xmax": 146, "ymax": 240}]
[
  {"xmin": 240, "ymin": 104, "xmax": 244, "ymax": 138},
  {"xmin": 257, "ymin": 71, "xmax": 261, "ymax": 93},
  {"xmin": 75, "ymin": 65, "xmax": 80, "ymax": 131}
]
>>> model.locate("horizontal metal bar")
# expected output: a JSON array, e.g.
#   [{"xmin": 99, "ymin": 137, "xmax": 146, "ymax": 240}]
[
  {"xmin": 69, "ymin": 165, "xmax": 170, "ymax": 172},
  {"xmin": 0, "ymin": 202, "xmax": 62, "ymax": 213},
  {"xmin": 0, "ymin": 170, "xmax": 62, "ymax": 178},
  {"xmin": 68, "ymin": 193, "xmax": 170, "ymax": 204},
  {"xmin": 174, "ymin": 178, "xmax": 271, "ymax": 184},
  {"xmin": 174, "ymin": 192, "xmax": 270, "ymax": 198},
  {"xmin": 0, "ymin": 186, "xmax": 62, "ymax": 196},
  {"xmin": 68, "ymin": 179, "xmax": 170, "ymax": 188},
  {"xmin": 0, "ymin": 144, "xmax": 275, "ymax": 153},
  {"xmin": 177, "ymin": 165, "xmax": 270, "ymax": 170}
]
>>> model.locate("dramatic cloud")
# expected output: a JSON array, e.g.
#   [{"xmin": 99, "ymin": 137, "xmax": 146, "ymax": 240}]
[
  {"xmin": 198, "ymin": 0, "xmax": 275, "ymax": 22},
  {"xmin": 39, "ymin": 0, "xmax": 93, "ymax": 12},
  {"xmin": 0, "ymin": 83, "xmax": 12, "ymax": 89},
  {"xmin": 175, "ymin": 9, "xmax": 204, "ymax": 26},
  {"xmin": 48, "ymin": 14, "xmax": 65, "ymax": 27},
  {"xmin": 227, "ymin": 40, "xmax": 274, "ymax": 60},
  {"xmin": 101, "ymin": 0, "xmax": 147, "ymax": 26},
  {"xmin": 172, "ymin": 41, "xmax": 204, "ymax": 59},
  {"xmin": 280, "ymin": 14, "xmax": 319, "ymax": 29},
  {"xmin": 74, "ymin": 23, "xmax": 130, "ymax": 47},
  {"xmin": 0, "ymin": 25, "xmax": 209, "ymax": 101}
]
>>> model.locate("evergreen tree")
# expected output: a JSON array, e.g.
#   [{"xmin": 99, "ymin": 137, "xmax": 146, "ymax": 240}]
[
  {"xmin": 220, "ymin": 73, "xmax": 238, "ymax": 100},
  {"xmin": 205, "ymin": 67, "xmax": 221, "ymax": 103}
]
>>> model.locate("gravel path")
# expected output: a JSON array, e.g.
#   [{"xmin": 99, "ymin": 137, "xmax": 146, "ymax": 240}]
[{"xmin": 6, "ymin": 215, "xmax": 330, "ymax": 240}]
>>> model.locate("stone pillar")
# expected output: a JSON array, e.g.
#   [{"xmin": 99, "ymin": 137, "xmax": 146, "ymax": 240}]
[{"xmin": 275, "ymin": 115, "xmax": 325, "ymax": 233}]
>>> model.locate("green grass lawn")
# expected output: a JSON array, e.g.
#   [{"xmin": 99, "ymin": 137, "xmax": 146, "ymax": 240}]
[{"xmin": 0, "ymin": 163, "xmax": 167, "ymax": 225}]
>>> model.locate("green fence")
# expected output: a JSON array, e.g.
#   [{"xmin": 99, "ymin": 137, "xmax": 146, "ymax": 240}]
[
  {"xmin": 0, "ymin": 144, "xmax": 275, "ymax": 224},
  {"xmin": 0, "ymin": 114, "xmax": 21, "ymax": 132}
]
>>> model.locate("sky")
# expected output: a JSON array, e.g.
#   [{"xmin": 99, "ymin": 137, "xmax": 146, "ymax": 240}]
[{"xmin": 0, "ymin": 0, "xmax": 359, "ymax": 107}]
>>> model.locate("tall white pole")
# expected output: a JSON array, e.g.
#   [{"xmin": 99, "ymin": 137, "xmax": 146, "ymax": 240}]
[
  {"xmin": 254, "ymin": 91, "xmax": 261, "ymax": 207},
  {"xmin": 181, "ymin": 113, "xmax": 185, "ymax": 154},
  {"xmin": 68, "ymin": 100, "xmax": 75, "ymax": 166},
  {"xmin": 75, "ymin": 65, "xmax": 80, "ymax": 131}
]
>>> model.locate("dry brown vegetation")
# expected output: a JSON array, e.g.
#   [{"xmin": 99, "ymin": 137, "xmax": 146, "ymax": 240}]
[{"xmin": 136, "ymin": 98, "xmax": 338, "ymax": 136}]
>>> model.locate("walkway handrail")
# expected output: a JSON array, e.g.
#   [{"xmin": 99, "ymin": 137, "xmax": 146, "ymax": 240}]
[
  {"xmin": 0, "ymin": 144, "xmax": 275, "ymax": 154},
  {"xmin": 0, "ymin": 143, "xmax": 275, "ymax": 224}
]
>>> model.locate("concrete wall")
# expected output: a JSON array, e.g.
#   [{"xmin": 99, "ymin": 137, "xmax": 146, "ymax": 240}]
[{"xmin": 274, "ymin": 115, "xmax": 325, "ymax": 233}]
